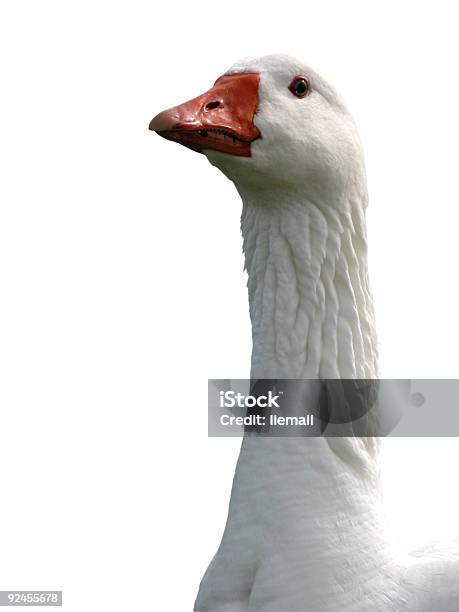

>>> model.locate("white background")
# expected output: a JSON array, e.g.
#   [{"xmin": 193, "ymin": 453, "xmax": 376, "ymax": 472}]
[{"xmin": 1, "ymin": 1, "xmax": 459, "ymax": 610}]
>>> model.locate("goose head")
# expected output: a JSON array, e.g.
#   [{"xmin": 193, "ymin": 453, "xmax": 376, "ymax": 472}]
[{"xmin": 150, "ymin": 54, "xmax": 367, "ymax": 205}]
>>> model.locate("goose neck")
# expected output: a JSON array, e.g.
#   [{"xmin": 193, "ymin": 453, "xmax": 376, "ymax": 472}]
[{"xmin": 240, "ymin": 192, "xmax": 378, "ymax": 380}]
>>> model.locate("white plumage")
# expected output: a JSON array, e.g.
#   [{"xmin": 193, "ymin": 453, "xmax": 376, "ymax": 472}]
[{"xmin": 152, "ymin": 54, "xmax": 459, "ymax": 611}]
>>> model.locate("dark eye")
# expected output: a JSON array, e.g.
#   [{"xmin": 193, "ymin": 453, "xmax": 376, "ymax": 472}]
[{"xmin": 289, "ymin": 76, "xmax": 310, "ymax": 98}]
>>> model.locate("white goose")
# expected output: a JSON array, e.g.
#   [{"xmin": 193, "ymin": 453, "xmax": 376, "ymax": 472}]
[{"xmin": 150, "ymin": 55, "xmax": 459, "ymax": 612}]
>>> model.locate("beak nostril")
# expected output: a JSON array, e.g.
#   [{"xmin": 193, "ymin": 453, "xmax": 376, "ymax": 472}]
[{"xmin": 205, "ymin": 100, "xmax": 222, "ymax": 111}]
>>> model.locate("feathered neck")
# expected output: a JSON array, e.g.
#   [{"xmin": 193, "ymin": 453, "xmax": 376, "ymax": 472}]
[{"xmin": 239, "ymin": 188, "xmax": 378, "ymax": 381}]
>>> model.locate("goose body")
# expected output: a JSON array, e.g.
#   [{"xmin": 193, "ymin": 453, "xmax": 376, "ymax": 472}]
[{"xmin": 150, "ymin": 54, "xmax": 459, "ymax": 611}]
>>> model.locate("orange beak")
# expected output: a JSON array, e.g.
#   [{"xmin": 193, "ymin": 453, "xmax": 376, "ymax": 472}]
[{"xmin": 149, "ymin": 73, "xmax": 261, "ymax": 157}]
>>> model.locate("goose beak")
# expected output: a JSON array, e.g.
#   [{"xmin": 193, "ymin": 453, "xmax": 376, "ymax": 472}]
[{"xmin": 149, "ymin": 73, "xmax": 260, "ymax": 157}]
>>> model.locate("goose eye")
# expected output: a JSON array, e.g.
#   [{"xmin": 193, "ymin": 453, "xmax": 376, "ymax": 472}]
[{"xmin": 289, "ymin": 76, "xmax": 310, "ymax": 98}]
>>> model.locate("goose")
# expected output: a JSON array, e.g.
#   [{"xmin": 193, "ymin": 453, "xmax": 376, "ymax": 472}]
[{"xmin": 149, "ymin": 55, "xmax": 459, "ymax": 611}]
